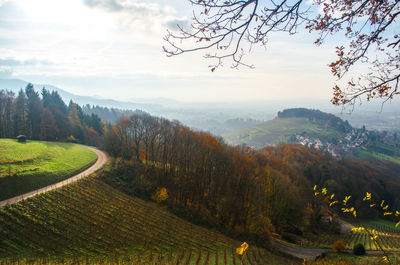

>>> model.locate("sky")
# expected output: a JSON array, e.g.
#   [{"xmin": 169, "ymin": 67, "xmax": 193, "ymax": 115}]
[{"xmin": 0, "ymin": 0, "xmax": 341, "ymax": 102}]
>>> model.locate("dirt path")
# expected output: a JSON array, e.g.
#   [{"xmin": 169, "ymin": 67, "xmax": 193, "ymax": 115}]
[
  {"xmin": 273, "ymin": 240, "xmax": 329, "ymax": 261},
  {"xmin": 0, "ymin": 146, "xmax": 108, "ymax": 207},
  {"xmin": 274, "ymin": 239, "xmax": 400, "ymax": 261}
]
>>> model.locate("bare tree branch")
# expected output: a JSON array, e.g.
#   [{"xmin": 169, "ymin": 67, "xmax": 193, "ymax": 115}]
[
  {"xmin": 163, "ymin": 0, "xmax": 307, "ymax": 69},
  {"xmin": 163, "ymin": 0, "xmax": 400, "ymax": 108}
]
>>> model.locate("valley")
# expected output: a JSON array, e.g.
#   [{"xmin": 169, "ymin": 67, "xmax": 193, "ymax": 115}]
[{"xmin": 2, "ymin": 79, "xmax": 399, "ymax": 136}]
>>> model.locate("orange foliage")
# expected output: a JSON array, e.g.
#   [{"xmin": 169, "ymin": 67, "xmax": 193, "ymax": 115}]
[{"xmin": 333, "ymin": 240, "xmax": 345, "ymax": 253}]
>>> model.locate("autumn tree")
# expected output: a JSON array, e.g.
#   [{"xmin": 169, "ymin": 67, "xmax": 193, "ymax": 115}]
[
  {"xmin": 141, "ymin": 113, "xmax": 161, "ymax": 164},
  {"xmin": 40, "ymin": 108, "xmax": 59, "ymax": 141},
  {"xmin": 163, "ymin": 0, "xmax": 400, "ymax": 107},
  {"xmin": 0, "ymin": 90, "xmax": 14, "ymax": 138},
  {"xmin": 111, "ymin": 117, "xmax": 133, "ymax": 159}
]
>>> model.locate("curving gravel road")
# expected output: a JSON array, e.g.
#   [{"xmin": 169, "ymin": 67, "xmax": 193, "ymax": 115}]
[
  {"xmin": 0, "ymin": 145, "xmax": 108, "ymax": 207},
  {"xmin": 273, "ymin": 239, "xmax": 400, "ymax": 261},
  {"xmin": 273, "ymin": 240, "xmax": 329, "ymax": 261}
]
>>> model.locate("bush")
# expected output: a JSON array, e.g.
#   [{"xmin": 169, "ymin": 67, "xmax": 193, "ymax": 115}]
[
  {"xmin": 353, "ymin": 243, "xmax": 366, "ymax": 255},
  {"xmin": 66, "ymin": 135, "xmax": 77, "ymax": 143},
  {"xmin": 152, "ymin": 187, "xmax": 168, "ymax": 203},
  {"xmin": 333, "ymin": 240, "xmax": 345, "ymax": 253}
]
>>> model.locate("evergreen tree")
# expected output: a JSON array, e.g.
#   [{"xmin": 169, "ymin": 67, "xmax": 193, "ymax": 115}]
[
  {"xmin": 68, "ymin": 101, "xmax": 84, "ymax": 142},
  {"xmin": 42, "ymin": 88, "xmax": 68, "ymax": 140},
  {"xmin": 13, "ymin": 89, "xmax": 27, "ymax": 136},
  {"xmin": 25, "ymin": 84, "xmax": 42, "ymax": 139}
]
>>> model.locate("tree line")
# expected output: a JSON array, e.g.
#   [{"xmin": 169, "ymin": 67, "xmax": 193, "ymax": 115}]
[
  {"xmin": 278, "ymin": 108, "xmax": 352, "ymax": 133},
  {"xmin": 82, "ymin": 104, "xmax": 145, "ymax": 125},
  {"xmin": 104, "ymin": 113, "xmax": 296, "ymax": 242},
  {"xmin": 103, "ymin": 112, "xmax": 400, "ymax": 244},
  {"xmin": 0, "ymin": 84, "xmax": 104, "ymax": 146}
]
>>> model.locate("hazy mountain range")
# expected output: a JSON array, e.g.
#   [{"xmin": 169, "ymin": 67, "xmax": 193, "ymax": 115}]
[{"xmin": 1, "ymin": 78, "xmax": 399, "ymax": 135}]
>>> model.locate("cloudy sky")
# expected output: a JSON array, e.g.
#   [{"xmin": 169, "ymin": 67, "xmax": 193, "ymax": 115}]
[{"xmin": 0, "ymin": 0, "xmax": 339, "ymax": 102}]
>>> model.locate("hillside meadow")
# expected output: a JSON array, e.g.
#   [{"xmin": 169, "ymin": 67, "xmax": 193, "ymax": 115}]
[
  {"xmin": 222, "ymin": 117, "xmax": 344, "ymax": 147},
  {"xmin": 0, "ymin": 139, "xmax": 97, "ymax": 200}
]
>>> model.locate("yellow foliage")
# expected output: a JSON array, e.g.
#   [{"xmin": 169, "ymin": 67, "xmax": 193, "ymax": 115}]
[
  {"xmin": 329, "ymin": 200, "xmax": 338, "ymax": 207},
  {"xmin": 351, "ymin": 227, "xmax": 364, "ymax": 232},
  {"xmin": 67, "ymin": 135, "xmax": 77, "ymax": 142},
  {"xmin": 152, "ymin": 187, "xmax": 168, "ymax": 203},
  {"xmin": 342, "ymin": 196, "xmax": 351, "ymax": 205},
  {"xmin": 363, "ymin": 192, "xmax": 371, "ymax": 201},
  {"xmin": 382, "ymin": 255, "xmax": 389, "ymax": 263},
  {"xmin": 236, "ymin": 242, "xmax": 249, "ymax": 255}
]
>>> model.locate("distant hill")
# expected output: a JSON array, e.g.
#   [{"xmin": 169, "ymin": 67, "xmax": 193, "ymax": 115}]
[
  {"xmin": 223, "ymin": 108, "xmax": 352, "ymax": 148},
  {"xmin": 277, "ymin": 108, "xmax": 352, "ymax": 133}
]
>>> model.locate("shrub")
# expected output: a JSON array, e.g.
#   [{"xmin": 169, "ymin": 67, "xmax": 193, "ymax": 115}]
[
  {"xmin": 66, "ymin": 135, "xmax": 77, "ymax": 143},
  {"xmin": 353, "ymin": 243, "xmax": 366, "ymax": 256},
  {"xmin": 152, "ymin": 187, "xmax": 168, "ymax": 203},
  {"xmin": 333, "ymin": 240, "xmax": 345, "ymax": 253}
]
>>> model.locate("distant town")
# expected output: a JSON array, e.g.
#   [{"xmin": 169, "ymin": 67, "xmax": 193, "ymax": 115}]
[{"xmin": 296, "ymin": 127, "xmax": 397, "ymax": 159}]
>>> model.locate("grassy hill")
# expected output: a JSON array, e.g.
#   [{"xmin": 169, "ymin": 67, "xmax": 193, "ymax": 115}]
[
  {"xmin": 0, "ymin": 176, "xmax": 292, "ymax": 264},
  {"xmin": 0, "ymin": 139, "xmax": 97, "ymax": 200},
  {"xmin": 222, "ymin": 117, "xmax": 345, "ymax": 148}
]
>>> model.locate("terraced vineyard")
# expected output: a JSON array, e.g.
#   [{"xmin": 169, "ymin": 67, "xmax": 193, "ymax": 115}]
[
  {"xmin": 301, "ymin": 225, "xmax": 400, "ymax": 251},
  {"xmin": 342, "ymin": 231, "xmax": 400, "ymax": 250},
  {"xmin": 361, "ymin": 219, "xmax": 400, "ymax": 234},
  {"xmin": 0, "ymin": 177, "xmax": 293, "ymax": 264}
]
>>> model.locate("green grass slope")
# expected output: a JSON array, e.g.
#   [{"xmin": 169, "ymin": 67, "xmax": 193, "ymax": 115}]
[
  {"xmin": 223, "ymin": 117, "xmax": 345, "ymax": 148},
  {"xmin": 356, "ymin": 149, "xmax": 400, "ymax": 164},
  {"xmin": 0, "ymin": 139, "xmax": 97, "ymax": 201},
  {"xmin": 0, "ymin": 176, "xmax": 292, "ymax": 264}
]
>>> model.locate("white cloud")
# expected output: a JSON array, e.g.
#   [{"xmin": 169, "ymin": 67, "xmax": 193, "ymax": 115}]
[
  {"xmin": 0, "ymin": 57, "xmax": 53, "ymax": 66},
  {"xmin": 0, "ymin": 68, "xmax": 13, "ymax": 78},
  {"xmin": 0, "ymin": 0, "xmax": 10, "ymax": 7},
  {"xmin": 84, "ymin": 0, "xmax": 160, "ymax": 16},
  {"xmin": 0, "ymin": 0, "xmax": 339, "ymax": 102},
  {"xmin": 83, "ymin": 0, "xmax": 189, "ymax": 31}
]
